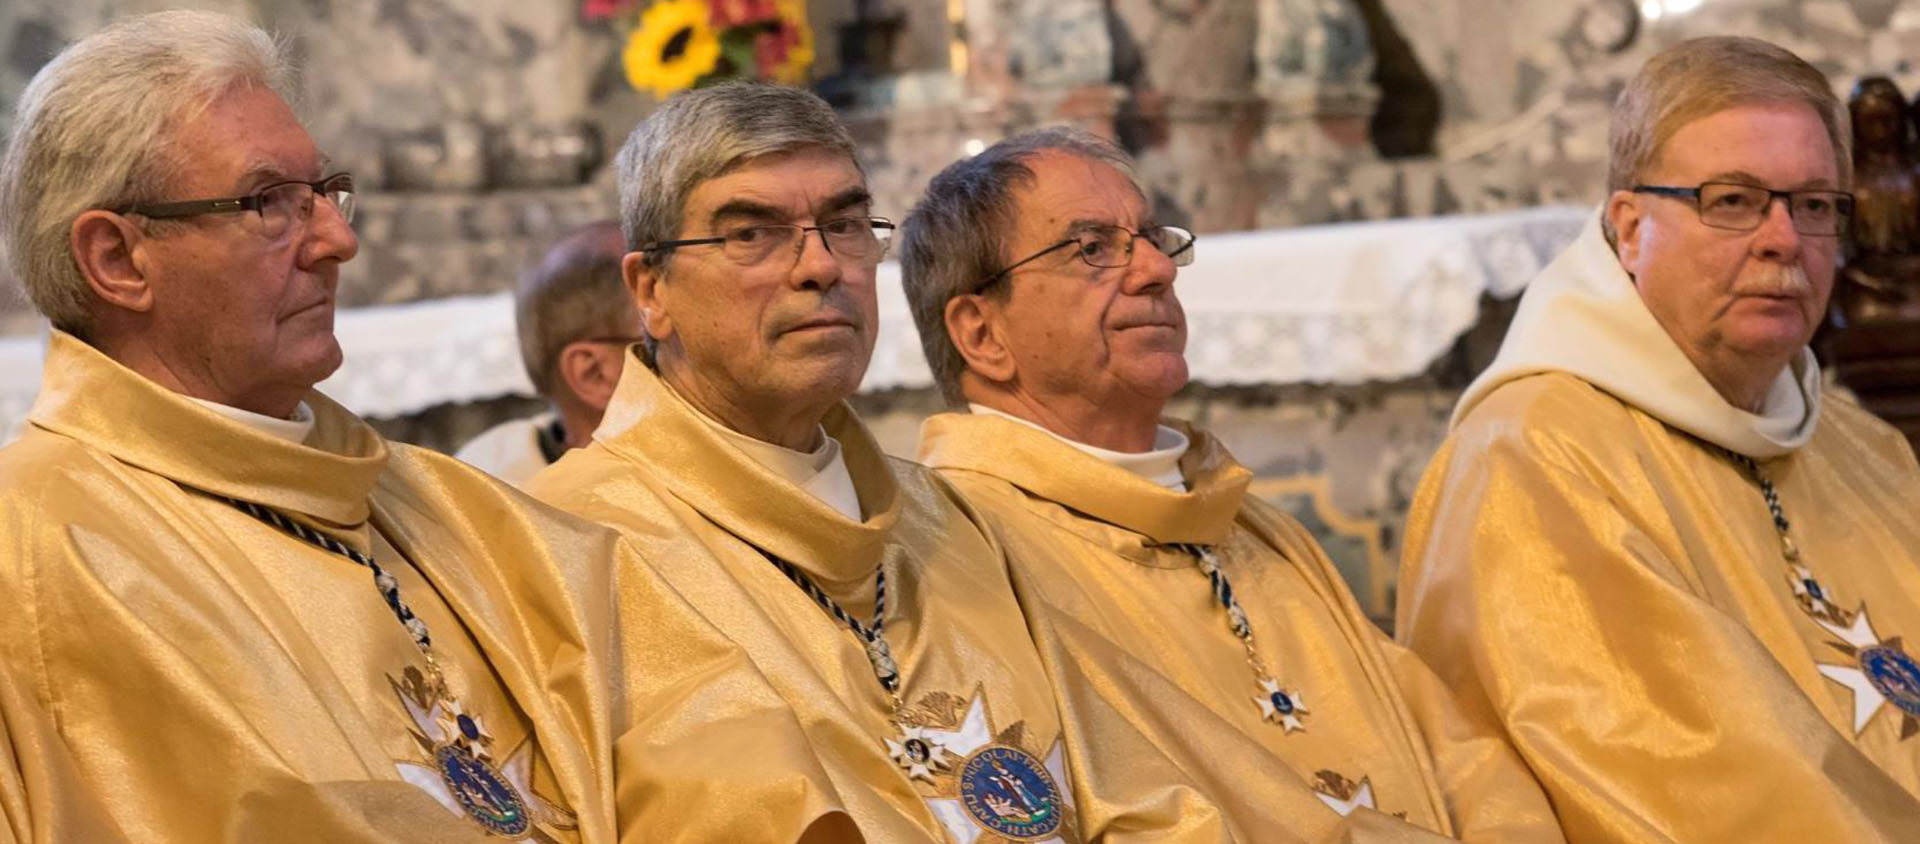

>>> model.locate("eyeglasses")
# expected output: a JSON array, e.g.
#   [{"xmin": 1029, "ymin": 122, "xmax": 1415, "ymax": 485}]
[
  {"xmin": 1632, "ymin": 182, "xmax": 1854, "ymax": 237},
  {"xmin": 123, "ymin": 173, "xmax": 356, "ymax": 240},
  {"xmin": 641, "ymin": 217, "xmax": 895, "ymax": 267},
  {"xmin": 976, "ymin": 224, "xmax": 1196, "ymax": 293}
]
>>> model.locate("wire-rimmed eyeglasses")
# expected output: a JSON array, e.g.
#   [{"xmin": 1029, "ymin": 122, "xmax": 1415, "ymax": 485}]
[
  {"xmin": 123, "ymin": 173, "xmax": 356, "ymax": 239},
  {"xmin": 976, "ymin": 224, "xmax": 1196, "ymax": 293},
  {"xmin": 641, "ymin": 217, "xmax": 895, "ymax": 266}
]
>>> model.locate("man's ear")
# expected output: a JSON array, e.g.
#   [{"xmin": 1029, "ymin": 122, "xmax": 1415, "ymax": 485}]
[
  {"xmin": 70, "ymin": 210, "xmax": 153, "ymax": 313},
  {"xmin": 945, "ymin": 294, "xmax": 1016, "ymax": 385},
  {"xmin": 625, "ymin": 251, "xmax": 673, "ymax": 345},
  {"xmin": 557, "ymin": 341, "xmax": 624, "ymax": 411},
  {"xmin": 1606, "ymin": 189, "xmax": 1647, "ymax": 277}
]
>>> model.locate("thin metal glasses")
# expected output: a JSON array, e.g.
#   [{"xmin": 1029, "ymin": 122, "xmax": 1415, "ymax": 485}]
[
  {"xmin": 641, "ymin": 217, "xmax": 895, "ymax": 266},
  {"xmin": 1632, "ymin": 182, "xmax": 1854, "ymax": 237},
  {"xmin": 977, "ymin": 224, "xmax": 1196, "ymax": 293},
  {"xmin": 124, "ymin": 173, "xmax": 356, "ymax": 239}
]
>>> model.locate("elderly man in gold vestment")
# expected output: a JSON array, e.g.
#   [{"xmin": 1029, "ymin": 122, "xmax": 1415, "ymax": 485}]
[
  {"xmin": 0, "ymin": 12, "xmax": 855, "ymax": 842},
  {"xmin": 528, "ymin": 84, "xmax": 1080, "ymax": 843},
  {"xmin": 898, "ymin": 128, "xmax": 1563, "ymax": 843},
  {"xmin": 1397, "ymin": 36, "xmax": 1920, "ymax": 843}
]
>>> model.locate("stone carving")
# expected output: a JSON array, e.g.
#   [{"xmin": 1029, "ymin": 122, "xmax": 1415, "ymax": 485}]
[
  {"xmin": 485, "ymin": 120, "xmax": 604, "ymax": 189},
  {"xmin": 1255, "ymin": 0, "xmax": 1376, "ymax": 100},
  {"xmin": 382, "ymin": 120, "xmax": 488, "ymax": 192},
  {"xmin": 1003, "ymin": 0, "xmax": 1112, "ymax": 88}
]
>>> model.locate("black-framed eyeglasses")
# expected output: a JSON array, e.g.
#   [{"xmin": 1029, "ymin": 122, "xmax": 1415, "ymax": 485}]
[
  {"xmin": 641, "ymin": 216, "xmax": 895, "ymax": 267},
  {"xmin": 1632, "ymin": 182, "xmax": 1853, "ymax": 237},
  {"xmin": 976, "ymin": 224, "xmax": 1196, "ymax": 293},
  {"xmin": 123, "ymin": 173, "xmax": 356, "ymax": 240}
]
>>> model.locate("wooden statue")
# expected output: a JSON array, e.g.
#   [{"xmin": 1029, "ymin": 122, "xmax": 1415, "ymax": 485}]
[{"xmin": 1824, "ymin": 77, "xmax": 1920, "ymax": 450}]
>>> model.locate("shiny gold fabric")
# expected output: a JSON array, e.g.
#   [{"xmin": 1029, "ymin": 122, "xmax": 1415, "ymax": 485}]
[
  {"xmin": 530, "ymin": 357, "xmax": 1077, "ymax": 844},
  {"xmin": 1398, "ymin": 372, "xmax": 1920, "ymax": 843},
  {"xmin": 920, "ymin": 412, "xmax": 1563, "ymax": 843},
  {"xmin": 0, "ymin": 332, "xmax": 849, "ymax": 843}
]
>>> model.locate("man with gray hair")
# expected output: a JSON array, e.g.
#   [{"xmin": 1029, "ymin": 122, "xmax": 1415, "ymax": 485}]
[
  {"xmin": 0, "ymin": 11, "xmax": 849, "ymax": 841},
  {"xmin": 530, "ymin": 83, "xmax": 1082, "ymax": 843},
  {"xmin": 902, "ymin": 127, "xmax": 1563, "ymax": 842},
  {"xmin": 1398, "ymin": 36, "xmax": 1920, "ymax": 841},
  {"xmin": 457, "ymin": 221, "xmax": 641, "ymax": 486}
]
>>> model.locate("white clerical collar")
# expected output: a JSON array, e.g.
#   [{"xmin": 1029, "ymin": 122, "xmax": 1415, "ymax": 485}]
[
  {"xmin": 969, "ymin": 403, "xmax": 1190, "ymax": 491},
  {"xmin": 189, "ymin": 397, "xmax": 316, "ymax": 444},
  {"xmin": 693, "ymin": 403, "xmax": 863, "ymax": 521}
]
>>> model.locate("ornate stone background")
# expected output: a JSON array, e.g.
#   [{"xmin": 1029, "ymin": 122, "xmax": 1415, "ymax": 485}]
[{"xmin": 2, "ymin": 0, "xmax": 1911, "ymax": 624}]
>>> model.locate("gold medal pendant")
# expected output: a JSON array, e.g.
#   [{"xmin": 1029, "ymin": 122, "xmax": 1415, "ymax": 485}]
[
  {"xmin": 436, "ymin": 742, "xmax": 532, "ymax": 837},
  {"xmin": 1254, "ymin": 677, "xmax": 1310, "ymax": 732},
  {"xmin": 887, "ymin": 721, "xmax": 955, "ymax": 782},
  {"xmin": 433, "ymin": 706, "xmax": 533, "ymax": 837}
]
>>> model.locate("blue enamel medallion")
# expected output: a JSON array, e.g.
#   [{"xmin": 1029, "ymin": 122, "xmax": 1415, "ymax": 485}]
[
  {"xmin": 1861, "ymin": 645, "xmax": 1920, "ymax": 718},
  {"xmin": 435, "ymin": 744, "xmax": 531, "ymax": 837},
  {"xmin": 958, "ymin": 745, "xmax": 1063, "ymax": 840}
]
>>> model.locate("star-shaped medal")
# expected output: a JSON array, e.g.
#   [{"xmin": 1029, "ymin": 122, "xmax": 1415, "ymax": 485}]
[
  {"xmin": 435, "ymin": 698, "xmax": 496, "ymax": 759},
  {"xmin": 1814, "ymin": 606, "xmax": 1920, "ymax": 739},
  {"xmin": 1310, "ymin": 770, "xmax": 1376, "ymax": 817},
  {"xmin": 1254, "ymin": 677, "xmax": 1309, "ymax": 732},
  {"xmin": 886, "ymin": 724, "xmax": 953, "ymax": 782}
]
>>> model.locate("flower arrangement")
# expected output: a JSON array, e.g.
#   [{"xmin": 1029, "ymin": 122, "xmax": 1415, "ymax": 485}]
[{"xmin": 587, "ymin": 0, "xmax": 815, "ymax": 98}]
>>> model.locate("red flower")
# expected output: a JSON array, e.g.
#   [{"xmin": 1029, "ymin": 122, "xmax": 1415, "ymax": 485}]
[
  {"xmin": 581, "ymin": 0, "xmax": 635, "ymax": 21},
  {"xmin": 710, "ymin": 0, "xmax": 778, "ymax": 28},
  {"xmin": 754, "ymin": 22, "xmax": 799, "ymax": 78}
]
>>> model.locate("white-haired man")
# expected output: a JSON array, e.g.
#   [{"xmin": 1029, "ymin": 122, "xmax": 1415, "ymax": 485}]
[
  {"xmin": 530, "ymin": 84, "xmax": 1083, "ymax": 843},
  {"xmin": 900, "ymin": 127, "xmax": 1563, "ymax": 843},
  {"xmin": 1398, "ymin": 36, "xmax": 1920, "ymax": 842},
  {"xmin": 0, "ymin": 12, "xmax": 850, "ymax": 842}
]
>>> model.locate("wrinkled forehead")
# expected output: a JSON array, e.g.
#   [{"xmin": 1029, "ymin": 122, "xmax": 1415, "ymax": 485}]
[
  {"xmin": 684, "ymin": 145, "xmax": 870, "ymax": 220},
  {"xmin": 163, "ymin": 84, "xmax": 324, "ymax": 193},
  {"xmin": 1012, "ymin": 151, "xmax": 1151, "ymax": 233}
]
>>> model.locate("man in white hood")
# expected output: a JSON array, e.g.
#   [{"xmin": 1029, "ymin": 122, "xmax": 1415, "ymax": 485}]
[{"xmin": 1397, "ymin": 35, "xmax": 1920, "ymax": 843}]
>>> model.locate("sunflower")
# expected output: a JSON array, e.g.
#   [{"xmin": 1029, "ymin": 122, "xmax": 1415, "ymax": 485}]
[
  {"xmin": 623, "ymin": 0, "xmax": 722, "ymax": 98},
  {"xmin": 757, "ymin": 0, "xmax": 814, "ymax": 85}
]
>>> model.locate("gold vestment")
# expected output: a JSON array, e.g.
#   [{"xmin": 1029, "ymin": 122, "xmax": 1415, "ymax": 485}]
[
  {"xmin": 919, "ymin": 413, "xmax": 1562, "ymax": 843},
  {"xmin": 1399, "ymin": 373, "xmax": 1920, "ymax": 842},
  {"xmin": 530, "ymin": 359, "xmax": 1080, "ymax": 844},
  {"xmin": 0, "ymin": 333, "xmax": 848, "ymax": 843}
]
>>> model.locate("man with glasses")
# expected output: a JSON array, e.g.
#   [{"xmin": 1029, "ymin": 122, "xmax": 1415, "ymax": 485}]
[
  {"xmin": 1398, "ymin": 36, "xmax": 1920, "ymax": 842},
  {"xmin": 458, "ymin": 221, "xmax": 641, "ymax": 487},
  {"xmin": 530, "ymin": 83, "xmax": 1083, "ymax": 842},
  {"xmin": 900, "ymin": 128, "xmax": 1562, "ymax": 841},
  {"xmin": 0, "ymin": 12, "xmax": 852, "ymax": 841}
]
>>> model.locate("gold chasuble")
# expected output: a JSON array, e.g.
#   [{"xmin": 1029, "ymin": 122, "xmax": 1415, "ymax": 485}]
[
  {"xmin": 1399, "ymin": 214, "xmax": 1920, "ymax": 843},
  {"xmin": 529, "ymin": 358, "xmax": 1079, "ymax": 844},
  {"xmin": 0, "ymin": 333, "xmax": 848, "ymax": 843},
  {"xmin": 919, "ymin": 414, "xmax": 1562, "ymax": 844}
]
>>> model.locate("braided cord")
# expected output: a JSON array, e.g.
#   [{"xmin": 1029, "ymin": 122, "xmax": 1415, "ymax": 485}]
[
  {"xmin": 219, "ymin": 495, "xmax": 435, "ymax": 652},
  {"xmin": 763, "ymin": 553, "xmax": 901, "ymax": 701},
  {"xmin": 1171, "ymin": 542, "xmax": 1271, "ymax": 681},
  {"xmin": 767, "ymin": 556, "xmax": 887, "ymax": 644}
]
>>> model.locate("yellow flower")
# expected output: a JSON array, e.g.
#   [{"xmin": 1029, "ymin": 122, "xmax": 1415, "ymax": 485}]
[
  {"xmin": 623, "ymin": 0, "xmax": 722, "ymax": 98},
  {"xmin": 762, "ymin": 0, "xmax": 814, "ymax": 85}
]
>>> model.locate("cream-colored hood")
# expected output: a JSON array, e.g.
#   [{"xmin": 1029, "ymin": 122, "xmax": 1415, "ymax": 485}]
[{"xmin": 1453, "ymin": 208, "xmax": 1821, "ymax": 458}]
